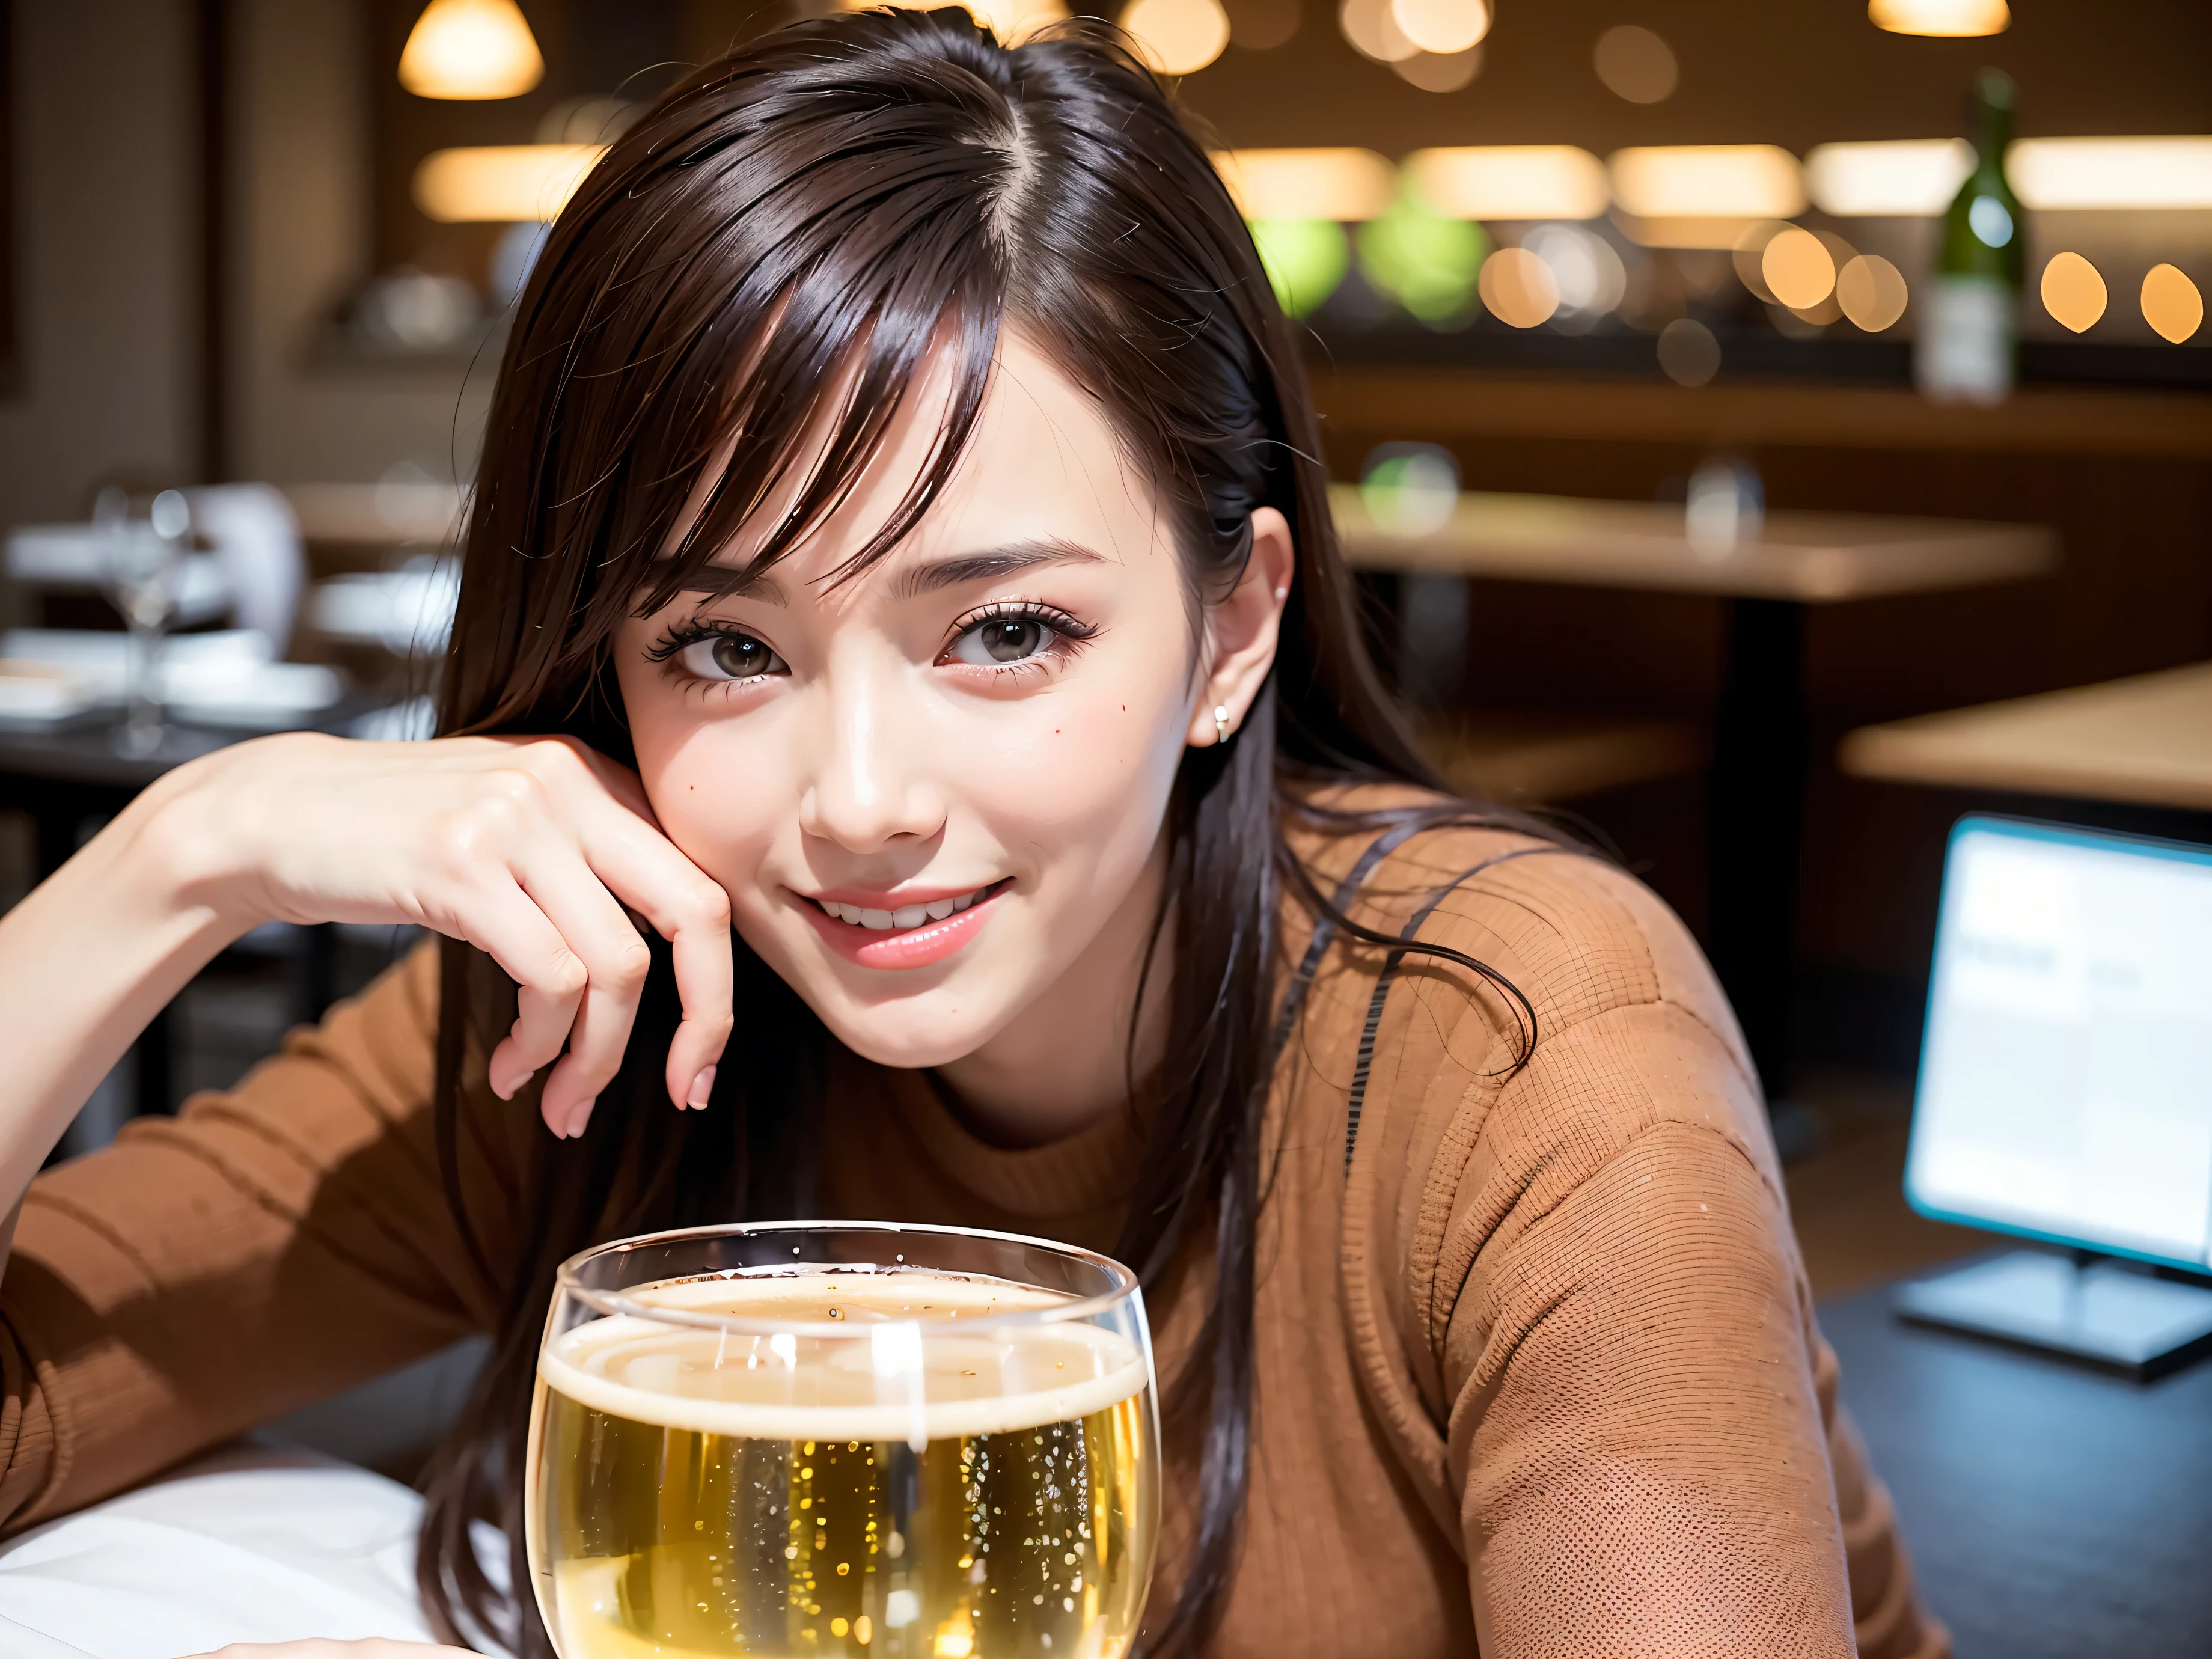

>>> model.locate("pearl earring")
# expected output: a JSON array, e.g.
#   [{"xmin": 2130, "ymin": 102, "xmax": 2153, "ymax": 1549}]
[{"xmin": 1214, "ymin": 703, "xmax": 1231, "ymax": 745}]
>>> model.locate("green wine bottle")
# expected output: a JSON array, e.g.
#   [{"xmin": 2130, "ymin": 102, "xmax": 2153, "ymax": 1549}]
[{"xmin": 1915, "ymin": 69, "xmax": 2026, "ymax": 405}]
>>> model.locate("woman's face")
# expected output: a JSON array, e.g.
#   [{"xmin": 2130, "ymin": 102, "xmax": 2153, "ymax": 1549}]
[{"xmin": 614, "ymin": 333, "xmax": 1291, "ymax": 1105}]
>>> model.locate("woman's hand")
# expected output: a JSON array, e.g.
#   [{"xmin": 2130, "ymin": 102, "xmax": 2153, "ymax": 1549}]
[
  {"xmin": 182, "ymin": 1643, "xmax": 484, "ymax": 1659},
  {"xmin": 156, "ymin": 731, "xmax": 735, "ymax": 1137},
  {"xmin": 0, "ymin": 731, "xmax": 735, "ymax": 1239}
]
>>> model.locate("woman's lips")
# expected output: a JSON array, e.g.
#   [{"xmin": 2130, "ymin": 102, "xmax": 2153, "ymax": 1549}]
[{"xmin": 798, "ymin": 881, "xmax": 1007, "ymax": 970}]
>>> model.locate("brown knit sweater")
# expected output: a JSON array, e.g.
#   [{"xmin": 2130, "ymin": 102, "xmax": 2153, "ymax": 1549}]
[{"xmin": 0, "ymin": 816, "xmax": 1943, "ymax": 1658}]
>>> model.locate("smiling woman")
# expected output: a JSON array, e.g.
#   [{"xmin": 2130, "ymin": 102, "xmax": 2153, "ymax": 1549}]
[{"xmin": 0, "ymin": 13, "xmax": 1942, "ymax": 1659}]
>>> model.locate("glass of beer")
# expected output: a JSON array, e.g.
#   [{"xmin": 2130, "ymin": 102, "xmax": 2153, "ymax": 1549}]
[{"xmin": 527, "ymin": 1221, "xmax": 1160, "ymax": 1659}]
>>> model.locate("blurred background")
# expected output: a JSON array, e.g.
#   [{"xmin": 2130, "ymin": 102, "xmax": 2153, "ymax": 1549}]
[
  {"xmin": 0, "ymin": 0, "xmax": 2206, "ymax": 1282},
  {"xmin": 2, "ymin": 11, "xmax": 2211, "ymax": 1645}
]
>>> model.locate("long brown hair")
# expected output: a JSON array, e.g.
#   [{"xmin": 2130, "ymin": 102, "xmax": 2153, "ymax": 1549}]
[{"xmin": 417, "ymin": 13, "xmax": 1539, "ymax": 1653}]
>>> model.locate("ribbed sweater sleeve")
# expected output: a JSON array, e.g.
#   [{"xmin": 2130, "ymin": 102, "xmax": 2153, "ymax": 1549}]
[
  {"xmin": 1392, "ymin": 847, "xmax": 1948, "ymax": 1659},
  {"xmin": 0, "ymin": 941, "xmax": 501, "ymax": 1534}
]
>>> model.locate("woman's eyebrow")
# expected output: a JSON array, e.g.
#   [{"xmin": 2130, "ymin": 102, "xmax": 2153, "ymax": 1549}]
[
  {"xmin": 640, "ymin": 560, "xmax": 789, "ymax": 606},
  {"xmin": 890, "ymin": 537, "xmax": 1107, "ymax": 599}
]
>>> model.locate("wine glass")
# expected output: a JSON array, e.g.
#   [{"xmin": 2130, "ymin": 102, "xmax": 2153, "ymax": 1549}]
[
  {"xmin": 102, "ymin": 487, "xmax": 191, "ymax": 757},
  {"xmin": 527, "ymin": 1221, "xmax": 1160, "ymax": 1659}
]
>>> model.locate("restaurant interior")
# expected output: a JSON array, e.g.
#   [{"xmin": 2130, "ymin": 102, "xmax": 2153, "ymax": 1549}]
[{"xmin": 0, "ymin": 1, "xmax": 2208, "ymax": 1654}]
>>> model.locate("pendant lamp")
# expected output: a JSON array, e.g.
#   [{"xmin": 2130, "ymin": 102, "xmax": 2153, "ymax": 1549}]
[{"xmin": 399, "ymin": 0, "xmax": 545, "ymax": 100}]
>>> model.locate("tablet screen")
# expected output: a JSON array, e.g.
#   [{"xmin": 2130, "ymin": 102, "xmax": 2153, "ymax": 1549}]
[{"xmin": 1905, "ymin": 816, "xmax": 2212, "ymax": 1269}]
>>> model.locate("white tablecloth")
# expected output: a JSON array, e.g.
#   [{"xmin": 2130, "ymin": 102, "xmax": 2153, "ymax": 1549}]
[{"xmin": 0, "ymin": 1441, "xmax": 490, "ymax": 1658}]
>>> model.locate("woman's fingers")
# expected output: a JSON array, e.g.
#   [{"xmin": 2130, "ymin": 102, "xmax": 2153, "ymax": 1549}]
[
  {"xmin": 403, "ymin": 738, "xmax": 734, "ymax": 1137},
  {"xmin": 571, "ymin": 789, "xmax": 736, "ymax": 1114},
  {"xmin": 510, "ymin": 846, "xmax": 661, "ymax": 1137},
  {"xmin": 424, "ymin": 876, "xmax": 587, "ymax": 1120}
]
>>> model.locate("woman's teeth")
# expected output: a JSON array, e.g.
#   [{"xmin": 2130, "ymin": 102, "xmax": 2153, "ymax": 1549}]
[{"xmin": 819, "ymin": 887, "xmax": 989, "ymax": 930}]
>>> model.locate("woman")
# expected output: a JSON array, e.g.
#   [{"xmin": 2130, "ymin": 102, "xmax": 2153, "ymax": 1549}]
[{"xmin": 0, "ymin": 13, "xmax": 1942, "ymax": 1659}]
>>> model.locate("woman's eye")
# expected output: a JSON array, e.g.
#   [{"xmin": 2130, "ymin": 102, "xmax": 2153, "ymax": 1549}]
[
  {"xmin": 948, "ymin": 617, "xmax": 1053, "ymax": 667},
  {"xmin": 676, "ymin": 631, "xmax": 788, "ymax": 682}
]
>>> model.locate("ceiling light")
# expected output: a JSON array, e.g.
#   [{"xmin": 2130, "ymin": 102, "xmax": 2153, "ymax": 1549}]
[
  {"xmin": 397, "ymin": 0, "xmax": 544, "ymax": 100},
  {"xmin": 1120, "ymin": 0, "xmax": 1231, "ymax": 74},
  {"xmin": 1405, "ymin": 147, "xmax": 1610, "ymax": 221},
  {"xmin": 414, "ymin": 145, "xmax": 606, "ymax": 223},
  {"xmin": 1609, "ymin": 145, "xmax": 1807, "ymax": 220},
  {"xmin": 1806, "ymin": 138, "xmax": 1973, "ymax": 215},
  {"xmin": 1867, "ymin": 0, "xmax": 2009, "ymax": 37},
  {"xmin": 1214, "ymin": 148, "xmax": 1398, "ymax": 222},
  {"xmin": 2009, "ymin": 136, "xmax": 2212, "ymax": 210}
]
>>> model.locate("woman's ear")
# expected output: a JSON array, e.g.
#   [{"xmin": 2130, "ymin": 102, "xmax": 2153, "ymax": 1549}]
[{"xmin": 1185, "ymin": 506, "xmax": 1295, "ymax": 748}]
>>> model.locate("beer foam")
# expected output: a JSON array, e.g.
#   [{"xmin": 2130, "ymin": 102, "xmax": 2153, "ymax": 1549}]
[{"xmin": 539, "ymin": 1270, "xmax": 1148, "ymax": 1441}]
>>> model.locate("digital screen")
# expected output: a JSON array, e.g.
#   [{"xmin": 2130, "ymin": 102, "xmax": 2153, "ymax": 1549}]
[{"xmin": 1905, "ymin": 816, "xmax": 2212, "ymax": 1271}]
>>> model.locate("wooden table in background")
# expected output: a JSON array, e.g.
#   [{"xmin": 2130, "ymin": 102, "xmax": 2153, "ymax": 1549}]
[
  {"xmin": 1840, "ymin": 662, "xmax": 2212, "ymax": 813},
  {"xmin": 1336, "ymin": 484, "xmax": 2061, "ymax": 1102}
]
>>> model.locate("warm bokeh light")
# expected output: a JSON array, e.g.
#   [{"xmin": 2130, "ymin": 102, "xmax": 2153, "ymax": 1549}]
[
  {"xmin": 1523, "ymin": 224, "xmax": 1626, "ymax": 322},
  {"xmin": 1867, "ymin": 0, "xmax": 2009, "ymax": 36},
  {"xmin": 397, "ymin": 0, "xmax": 543, "ymax": 100},
  {"xmin": 2009, "ymin": 137, "xmax": 2212, "ymax": 210},
  {"xmin": 1761, "ymin": 227, "xmax": 1837, "ymax": 310},
  {"xmin": 1339, "ymin": 0, "xmax": 1419, "ymax": 62},
  {"xmin": 1836, "ymin": 253, "xmax": 1910, "ymax": 331},
  {"xmin": 1477, "ymin": 248, "xmax": 1559, "ymax": 328},
  {"xmin": 1805, "ymin": 139, "xmax": 1973, "ymax": 216},
  {"xmin": 413, "ymin": 144, "xmax": 605, "ymax": 222},
  {"xmin": 2141, "ymin": 264, "xmax": 2204, "ymax": 344},
  {"xmin": 1357, "ymin": 191, "xmax": 1485, "ymax": 321},
  {"xmin": 1405, "ymin": 147, "xmax": 1609, "ymax": 221},
  {"xmin": 1121, "ymin": 0, "xmax": 1231, "ymax": 74},
  {"xmin": 1729, "ymin": 221, "xmax": 1787, "ymax": 302},
  {"xmin": 1224, "ymin": 0, "xmax": 1301, "ymax": 49},
  {"xmin": 1214, "ymin": 147, "xmax": 1396, "ymax": 221},
  {"xmin": 1610, "ymin": 146, "xmax": 1807, "ymax": 221},
  {"xmin": 1592, "ymin": 25, "xmax": 1677, "ymax": 104},
  {"xmin": 1657, "ymin": 317, "xmax": 1720, "ymax": 386},
  {"xmin": 2040, "ymin": 252, "xmax": 2108, "ymax": 334},
  {"xmin": 1247, "ymin": 219, "xmax": 1349, "ymax": 315},
  {"xmin": 1388, "ymin": 0, "xmax": 1488, "ymax": 56},
  {"xmin": 1392, "ymin": 46, "xmax": 1482, "ymax": 92},
  {"xmin": 967, "ymin": 0, "xmax": 1073, "ymax": 40},
  {"xmin": 840, "ymin": 0, "xmax": 1071, "ymax": 40}
]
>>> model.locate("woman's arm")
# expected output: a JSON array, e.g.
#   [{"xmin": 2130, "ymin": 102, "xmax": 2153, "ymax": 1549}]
[
  {"xmin": 0, "ymin": 730, "xmax": 735, "ymax": 1283},
  {"xmin": 1437, "ymin": 1001, "xmax": 1947, "ymax": 1659}
]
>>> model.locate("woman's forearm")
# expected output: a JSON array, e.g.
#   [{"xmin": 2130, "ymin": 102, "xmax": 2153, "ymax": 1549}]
[{"xmin": 0, "ymin": 769, "xmax": 258, "ymax": 1267}]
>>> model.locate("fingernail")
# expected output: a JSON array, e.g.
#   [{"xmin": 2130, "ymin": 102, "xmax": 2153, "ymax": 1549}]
[
  {"xmin": 568, "ymin": 1096, "xmax": 597, "ymax": 1138},
  {"xmin": 686, "ymin": 1065, "xmax": 716, "ymax": 1108}
]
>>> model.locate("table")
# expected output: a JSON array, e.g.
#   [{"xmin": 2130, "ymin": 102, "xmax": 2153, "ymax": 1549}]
[
  {"xmin": 5, "ymin": 1279, "xmax": 2201, "ymax": 1658},
  {"xmin": 0, "ymin": 1442, "xmax": 442, "ymax": 1657},
  {"xmin": 0, "ymin": 699, "xmax": 391, "ymax": 1116},
  {"xmin": 1823, "ymin": 1273, "xmax": 2212, "ymax": 1659},
  {"xmin": 1334, "ymin": 484, "xmax": 2060, "ymax": 1101},
  {"xmin": 1839, "ymin": 662, "xmax": 2212, "ymax": 813}
]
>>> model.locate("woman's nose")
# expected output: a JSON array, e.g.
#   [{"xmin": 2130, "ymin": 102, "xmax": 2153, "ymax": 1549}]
[{"xmin": 795, "ymin": 663, "xmax": 947, "ymax": 853}]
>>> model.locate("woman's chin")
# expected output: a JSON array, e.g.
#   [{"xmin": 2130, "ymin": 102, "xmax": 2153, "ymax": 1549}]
[{"xmin": 808, "ymin": 998, "xmax": 1001, "ymax": 1072}]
